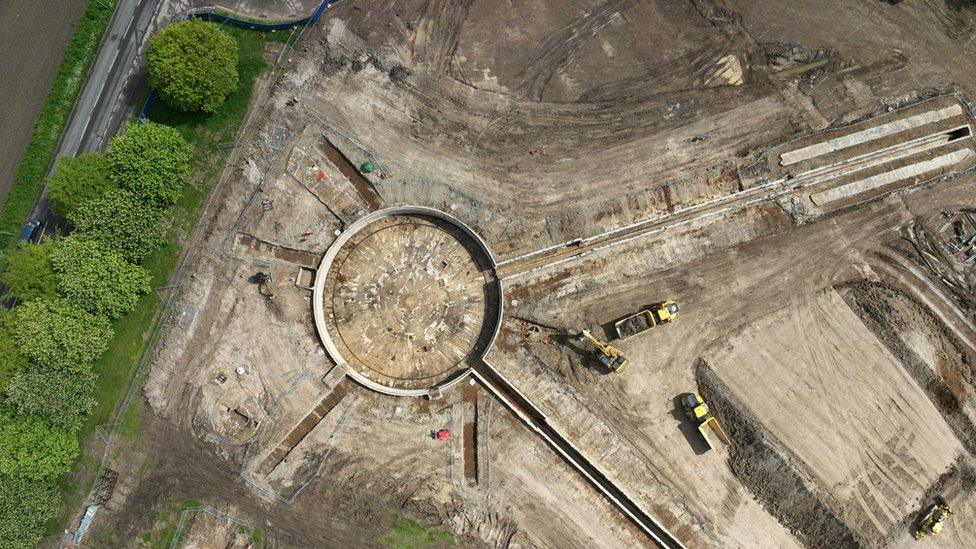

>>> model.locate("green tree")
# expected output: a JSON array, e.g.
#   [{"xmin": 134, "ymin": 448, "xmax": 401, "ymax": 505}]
[
  {"xmin": 147, "ymin": 19, "xmax": 239, "ymax": 113},
  {"xmin": 108, "ymin": 121, "xmax": 191, "ymax": 206},
  {"xmin": 5, "ymin": 364, "xmax": 95, "ymax": 430},
  {"xmin": 45, "ymin": 151, "xmax": 114, "ymax": 217},
  {"xmin": 69, "ymin": 189, "xmax": 167, "ymax": 263},
  {"xmin": 1, "ymin": 240, "xmax": 57, "ymax": 302},
  {"xmin": 9, "ymin": 300, "xmax": 113, "ymax": 371},
  {"xmin": 0, "ymin": 414, "xmax": 79, "ymax": 481},
  {"xmin": 52, "ymin": 237, "xmax": 151, "ymax": 319},
  {"xmin": 0, "ymin": 474, "xmax": 60, "ymax": 548},
  {"xmin": 0, "ymin": 321, "xmax": 27, "ymax": 393}
]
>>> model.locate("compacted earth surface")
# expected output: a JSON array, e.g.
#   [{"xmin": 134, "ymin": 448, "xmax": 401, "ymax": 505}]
[{"xmin": 79, "ymin": 1, "xmax": 976, "ymax": 547}]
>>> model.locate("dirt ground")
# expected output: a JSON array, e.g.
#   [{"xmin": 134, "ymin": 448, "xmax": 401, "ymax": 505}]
[
  {"xmin": 709, "ymin": 289, "xmax": 963, "ymax": 543},
  {"xmin": 0, "ymin": 1, "xmax": 88, "ymax": 203},
  {"xmin": 176, "ymin": 507, "xmax": 255, "ymax": 549},
  {"xmin": 164, "ymin": 0, "xmax": 323, "ymax": 20},
  {"xmin": 87, "ymin": 0, "xmax": 976, "ymax": 547}
]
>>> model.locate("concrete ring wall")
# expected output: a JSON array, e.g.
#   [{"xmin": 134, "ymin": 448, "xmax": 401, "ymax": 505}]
[{"xmin": 313, "ymin": 206, "xmax": 504, "ymax": 397}]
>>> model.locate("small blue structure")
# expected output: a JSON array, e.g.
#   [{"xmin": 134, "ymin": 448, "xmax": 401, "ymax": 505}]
[{"xmin": 72, "ymin": 504, "xmax": 99, "ymax": 546}]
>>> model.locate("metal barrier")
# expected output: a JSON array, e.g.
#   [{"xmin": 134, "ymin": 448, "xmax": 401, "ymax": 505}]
[
  {"xmin": 188, "ymin": 0, "xmax": 338, "ymax": 31},
  {"xmin": 138, "ymin": 0, "xmax": 340, "ymax": 118}
]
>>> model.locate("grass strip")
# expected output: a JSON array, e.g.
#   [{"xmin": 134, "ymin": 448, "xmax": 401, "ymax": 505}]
[
  {"xmin": 0, "ymin": 0, "xmax": 117, "ymax": 258},
  {"xmin": 379, "ymin": 517, "xmax": 457, "ymax": 548}
]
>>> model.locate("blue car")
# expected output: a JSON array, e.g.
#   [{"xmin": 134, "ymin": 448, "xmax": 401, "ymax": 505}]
[{"xmin": 19, "ymin": 219, "xmax": 40, "ymax": 243}]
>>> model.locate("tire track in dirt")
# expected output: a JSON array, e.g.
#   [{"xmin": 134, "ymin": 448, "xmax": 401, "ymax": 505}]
[
  {"xmin": 841, "ymin": 280, "xmax": 976, "ymax": 457},
  {"xmin": 514, "ymin": 0, "xmax": 638, "ymax": 101},
  {"xmin": 411, "ymin": 0, "xmax": 473, "ymax": 74},
  {"xmin": 694, "ymin": 359, "xmax": 860, "ymax": 548},
  {"xmin": 577, "ymin": 35, "xmax": 743, "ymax": 103}
]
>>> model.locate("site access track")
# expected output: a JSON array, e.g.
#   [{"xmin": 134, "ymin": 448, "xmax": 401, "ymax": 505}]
[
  {"xmin": 471, "ymin": 362, "xmax": 686, "ymax": 549},
  {"xmin": 493, "ymin": 163, "xmax": 836, "ymax": 280},
  {"xmin": 495, "ymin": 98, "xmax": 975, "ymax": 280}
]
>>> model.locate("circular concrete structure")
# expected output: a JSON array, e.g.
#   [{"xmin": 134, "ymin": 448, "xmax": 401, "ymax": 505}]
[{"xmin": 313, "ymin": 207, "xmax": 503, "ymax": 396}]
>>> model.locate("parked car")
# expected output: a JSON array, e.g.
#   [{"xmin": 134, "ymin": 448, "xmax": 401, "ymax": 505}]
[{"xmin": 19, "ymin": 219, "xmax": 40, "ymax": 243}]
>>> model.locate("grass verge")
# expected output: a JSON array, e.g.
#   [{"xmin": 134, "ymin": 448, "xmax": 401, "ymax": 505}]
[
  {"xmin": 378, "ymin": 517, "xmax": 457, "ymax": 548},
  {"xmin": 134, "ymin": 497, "xmax": 202, "ymax": 548},
  {"xmin": 133, "ymin": 498, "xmax": 261, "ymax": 548},
  {"xmin": 56, "ymin": 26, "xmax": 293, "ymax": 533},
  {"xmin": 0, "ymin": 0, "xmax": 117, "ymax": 259}
]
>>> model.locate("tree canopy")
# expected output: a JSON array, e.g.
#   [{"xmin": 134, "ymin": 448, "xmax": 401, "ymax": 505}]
[
  {"xmin": 5, "ymin": 364, "xmax": 96, "ymax": 430},
  {"xmin": 147, "ymin": 19, "xmax": 239, "ymax": 113},
  {"xmin": 0, "ymin": 414, "xmax": 78, "ymax": 481},
  {"xmin": 69, "ymin": 189, "xmax": 167, "ymax": 263},
  {"xmin": 0, "ymin": 474, "xmax": 60, "ymax": 548},
  {"xmin": 8, "ymin": 300, "xmax": 113, "ymax": 371},
  {"xmin": 52, "ymin": 237, "xmax": 151, "ymax": 319},
  {"xmin": 108, "ymin": 121, "xmax": 191, "ymax": 206},
  {"xmin": 1, "ymin": 240, "xmax": 57, "ymax": 303},
  {"xmin": 0, "ymin": 321, "xmax": 27, "ymax": 394},
  {"xmin": 45, "ymin": 151, "xmax": 114, "ymax": 217}
]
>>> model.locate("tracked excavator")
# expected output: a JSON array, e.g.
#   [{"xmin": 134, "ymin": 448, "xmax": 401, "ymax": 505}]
[{"xmin": 581, "ymin": 330, "xmax": 629, "ymax": 373}]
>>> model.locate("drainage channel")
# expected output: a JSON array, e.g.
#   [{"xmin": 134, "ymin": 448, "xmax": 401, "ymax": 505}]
[
  {"xmin": 256, "ymin": 382, "xmax": 350, "ymax": 476},
  {"xmin": 320, "ymin": 136, "xmax": 384, "ymax": 211},
  {"xmin": 471, "ymin": 362, "xmax": 684, "ymax": 549}
]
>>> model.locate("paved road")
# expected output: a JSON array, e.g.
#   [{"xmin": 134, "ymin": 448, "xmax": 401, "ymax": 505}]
[{"xmin": 31, "ymin": 0, "xmax": 159, "ymax": 228}]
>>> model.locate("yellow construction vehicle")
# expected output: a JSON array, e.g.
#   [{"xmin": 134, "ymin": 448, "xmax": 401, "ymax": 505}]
[
  {"xmin": 253, "ymin": 272, "xmax": 275, "ymax": 298},
  {"xmin": 614, "ymin": 300, "xmax": 680, "ymax": 339},
  {"xmin": 680, "ymin": 393, "xmax": 732, "ymax": 450},
  {"xmin": 581, "ymin": 330, "xmax": 629, "ymax": 373},
  {"xmin": 915, "ymin": 501, "xmax": 952, "ymax": 540}
]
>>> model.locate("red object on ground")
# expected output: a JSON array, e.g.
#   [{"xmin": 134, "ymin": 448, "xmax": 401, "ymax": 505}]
[
  {"xmin": 436, "ymin": 429, "xmax": 452, "ymax": 440},
  {"xmin": 317, "ymin": 169, "xmax": 326, "ymax": 181}
]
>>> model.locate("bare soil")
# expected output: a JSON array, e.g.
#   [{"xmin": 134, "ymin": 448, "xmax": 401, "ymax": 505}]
[
  {"xmin": 696, "ymin": 359, "xmax": 857, "ymax": 548},
  {"xmin": 88, "ymin": 0, "xmax": 976, "ymax": 546},
  {"xmin": 0, "ymin": 1, "xmax": 88, "ymax": 202}
]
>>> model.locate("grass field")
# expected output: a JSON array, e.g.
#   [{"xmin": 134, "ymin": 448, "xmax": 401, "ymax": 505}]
[
  {"xmin": 0, "ymin": 0, "xmax": 116, "ymax": 263},
  {"xmin": 57, "ymin": 26, "xmax": 296, "ymax": 533}
]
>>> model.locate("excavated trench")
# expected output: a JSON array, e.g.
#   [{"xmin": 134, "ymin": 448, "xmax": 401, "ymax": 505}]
[
  {"xmin": 696, "ymin": 279, "xmax": 976, "ymax": 548},
  {"xmin": 839, "ymin": 280, "xmax": 976, "ymax": 544},
  {"xmin": 694, "ymin": 359, "xmax": 861, "ymax": 548},
  {"xmin": 840, "ymin": 281, "xmax": 976, "ymax": 456}
]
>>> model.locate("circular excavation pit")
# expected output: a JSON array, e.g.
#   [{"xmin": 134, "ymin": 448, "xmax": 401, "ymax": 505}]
[{"xmin": 314, "ymin": 208, "xmax": 502, "ymax": 396}]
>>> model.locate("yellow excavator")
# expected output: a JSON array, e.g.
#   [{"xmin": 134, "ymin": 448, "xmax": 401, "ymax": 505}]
[
  {"xmin": 915, "ymin": 500, "xmax": 952, "ymax": 540},
  {"xmin": 581, "ymin": 330, "xmax": 629, "ymax": 373},
  {"xmin": 680, "ymin": 393, "xmax": 732, "ymax": 450}
]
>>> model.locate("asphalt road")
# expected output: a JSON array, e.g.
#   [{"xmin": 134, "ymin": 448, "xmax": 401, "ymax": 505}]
[{"xmin": 30, "ymin": 0, "xmax": 159, "ymax": 229}]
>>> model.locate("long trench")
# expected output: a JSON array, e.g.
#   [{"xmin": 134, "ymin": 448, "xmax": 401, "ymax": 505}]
[{"xmin": 471, "ymin": 362, "xmax": 685, "ymax": 549}]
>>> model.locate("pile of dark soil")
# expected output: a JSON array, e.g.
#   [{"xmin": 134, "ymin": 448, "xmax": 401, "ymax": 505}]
[
  {"xmin": 841, "ymin": 281, "xmax": 976, "ymax": 455},
  {"xmin": 695, "ymin": 359, "xmax": 861, "ymax": 548}
]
